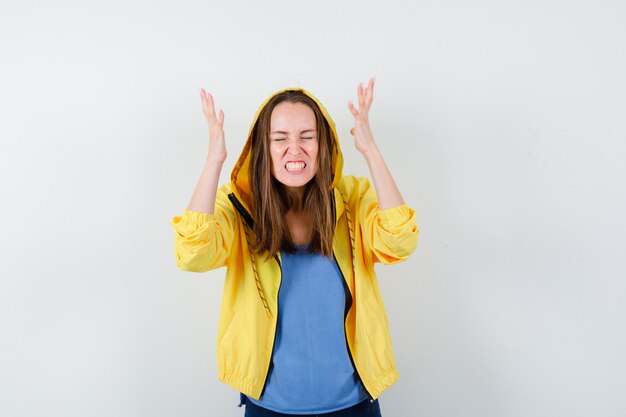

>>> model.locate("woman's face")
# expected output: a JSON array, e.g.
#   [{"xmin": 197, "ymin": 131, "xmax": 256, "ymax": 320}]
[{"xmin": 269, "ymin": 101, "xmax": 319, "ymax": 189}]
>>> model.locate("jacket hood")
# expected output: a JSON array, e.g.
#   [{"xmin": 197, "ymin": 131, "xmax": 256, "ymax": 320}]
[{"xmin": 229, "ymin": 87, "xmax": 344, "ymax": 213}]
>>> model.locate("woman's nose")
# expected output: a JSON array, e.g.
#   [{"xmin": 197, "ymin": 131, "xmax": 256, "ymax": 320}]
[{"xmin": 287, "ymin": 140, "xmax": 302, "ymax": 155}]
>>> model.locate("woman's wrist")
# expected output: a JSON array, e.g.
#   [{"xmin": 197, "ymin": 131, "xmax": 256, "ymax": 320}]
[
  {"xmin": 204, "ymin": 155, "xmax": 226, "ymax": 168},
  {"xmin": 360, "ymin": 143, "xmax": 382, "ymax": 163}
]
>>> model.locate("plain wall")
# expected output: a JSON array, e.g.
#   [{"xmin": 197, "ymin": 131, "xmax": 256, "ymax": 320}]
[{"xmin": 1, "ymin": 1, "xmax": 625, "ymax": 416}]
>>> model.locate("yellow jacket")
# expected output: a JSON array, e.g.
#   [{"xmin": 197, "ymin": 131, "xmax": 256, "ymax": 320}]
[{"xmin": 170, "ymin": 88, "xmax": 418, "ymax": 400}]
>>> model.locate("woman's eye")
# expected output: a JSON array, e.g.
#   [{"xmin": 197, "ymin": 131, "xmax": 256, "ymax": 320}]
[
  {"xmin": 272, "ymin": 138, "xmax": 286, "ymax": 141},
  {"xmin": 301, "ymin": 137, "xmax": 313, "ymax": 140}
]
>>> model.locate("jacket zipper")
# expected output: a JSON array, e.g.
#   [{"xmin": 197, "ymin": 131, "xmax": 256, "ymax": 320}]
[
  {"xmin": 259, "ymin": 256, "xmax": 281, "ymax": 398},
  {"xmin": 227, "ymin": 193, "xmax": 282, "ymax": 399},
  {"xmin": 331, "ymin": 197, "xmax": 374, "ymax": 402},
  {"xmin": 227, "ymin": 193, "xmax": 255, "ymax": 229},
  {"xmin": 333, "ymin": 253, "xmax": 375, "ymax": 402}
]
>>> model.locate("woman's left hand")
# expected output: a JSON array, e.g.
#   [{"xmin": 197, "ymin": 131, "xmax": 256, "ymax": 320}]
[{"xmin": 348, "ymin": 77, "xmax": 379, "ymax": 156}]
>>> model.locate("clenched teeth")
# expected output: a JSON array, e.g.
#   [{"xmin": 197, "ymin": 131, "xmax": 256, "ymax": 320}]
[{"xmin": 285, "ymin": 162, "xmax": 306, "ymax": 171}]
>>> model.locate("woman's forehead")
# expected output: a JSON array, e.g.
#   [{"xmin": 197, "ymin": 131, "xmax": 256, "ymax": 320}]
[{"xmin": 270, "ymin": 102, "xmax": 316, "ymax": 132}]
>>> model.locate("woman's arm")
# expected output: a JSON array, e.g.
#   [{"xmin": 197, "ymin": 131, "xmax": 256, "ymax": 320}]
[
  {"xmin": 347, "ymin": 77, "xmax": 404, "ymax": 210},
  {"xmin": 186, "ymin": 89, "xmax": 227, "ymax": 213},
  {"xmin": 170, "ymin": 89, "xmax": 234, "ymax": 272}
]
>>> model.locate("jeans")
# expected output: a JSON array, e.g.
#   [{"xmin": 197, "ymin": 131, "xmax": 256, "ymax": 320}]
[{"xmin": 242, "ymin": 397, "xmax": 383, "ymax": 417}]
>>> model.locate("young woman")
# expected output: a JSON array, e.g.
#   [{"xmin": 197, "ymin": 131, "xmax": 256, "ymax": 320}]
[{"xmin": 171, "ymin": 78, "xmax": 418, "ymax": 417}]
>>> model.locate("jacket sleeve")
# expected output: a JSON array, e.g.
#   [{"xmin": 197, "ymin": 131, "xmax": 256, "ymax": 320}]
[
  {"xmin": 355, "ymin": 177, "xmax": 419, "ymax": 265},
  {"xmin": 170, "ymin": 186, "xmax": 236, "ymax": 272}
]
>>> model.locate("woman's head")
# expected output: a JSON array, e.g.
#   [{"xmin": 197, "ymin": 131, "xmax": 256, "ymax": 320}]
[
  {"xmin": 249, "ymin": 90, "xmax": 336, "ymax": 256},
  {"xmin": 251, "ymin": 90, "xmax": 334, "ymax": 192}
]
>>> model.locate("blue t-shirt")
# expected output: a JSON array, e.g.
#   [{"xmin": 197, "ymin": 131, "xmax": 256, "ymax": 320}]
[{"xmin": 247, "ymin": 244, "xmax": 369, "ymax": 414}]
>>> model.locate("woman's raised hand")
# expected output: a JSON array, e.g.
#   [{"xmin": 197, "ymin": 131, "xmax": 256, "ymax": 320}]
[
  {"xmin": 200, "ymin": 88, "xmax": 227, "ymax": 164},
  {"xmin": 347, "ymin": 77, "xmax": 378, "ymax": 156}
]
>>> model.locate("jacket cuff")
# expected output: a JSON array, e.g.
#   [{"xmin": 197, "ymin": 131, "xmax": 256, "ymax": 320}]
[
  {"xmin": 377, "ymin": 204, "xmax": 416, "ymax": 229},
  {"xmin": 180, "ymin": 210, "xmax": 215, "ymax": 225}
]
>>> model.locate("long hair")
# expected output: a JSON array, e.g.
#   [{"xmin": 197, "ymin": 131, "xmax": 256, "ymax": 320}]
[{"xmin": 249, "ymin": 90, "xmax": 336, "ymax": 257}]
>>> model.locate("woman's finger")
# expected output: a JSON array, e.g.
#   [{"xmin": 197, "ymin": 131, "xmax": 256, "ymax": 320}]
[
  {"xmin": 348, "ymin": 101, "xmax": 359, "ymax": 117},
  {"xmin": 200, "ymin": 89, "xmax": 217, "ymax": 119},
  {"xmin": 200, "ymin": 89, "xmax": 208, "ymax": 113},
  {"xmin": 365, "ymin": 77, "xmax": 375, "ymax": 105},
  {"xmin": 358, "ymin": 82, "xmax": 366, "ymax": 108},
  {"xmin": 206, "ymin": 92, "xmax": 216, "ymax": 119}
]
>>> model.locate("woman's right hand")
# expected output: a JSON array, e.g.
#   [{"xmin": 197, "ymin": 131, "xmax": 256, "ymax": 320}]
[{"xmin": 200, "ymin": 88, "xmax": 227, "ymax": 164}]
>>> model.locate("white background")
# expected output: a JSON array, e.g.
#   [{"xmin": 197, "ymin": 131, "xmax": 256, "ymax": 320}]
[{"xmin": 1, "ymin": 1, "xmax": 625, "ymax": 416}]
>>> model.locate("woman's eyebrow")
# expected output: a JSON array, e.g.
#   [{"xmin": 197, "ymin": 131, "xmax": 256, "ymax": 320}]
[{"xmin": 270, "ymin": 129, "xmax": 316, "ymax": 134}]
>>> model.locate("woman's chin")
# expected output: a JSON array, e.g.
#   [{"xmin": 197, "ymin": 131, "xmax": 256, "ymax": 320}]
[{"xmin": 273, "ymin": 171, "xmax": 315, "ymax": 188}]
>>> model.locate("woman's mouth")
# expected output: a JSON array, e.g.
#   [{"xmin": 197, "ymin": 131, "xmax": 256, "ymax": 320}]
[{"xmin": 285, "ymin": 162, "xmax": 306, "ymax": 172}]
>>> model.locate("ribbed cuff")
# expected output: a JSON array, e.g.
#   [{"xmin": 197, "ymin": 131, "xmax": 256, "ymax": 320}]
[
  {"xmin": 377, "ymin": 204, "xmax": 415, "ymax": 229},
  {"xmin": 181, "ymin": 210, "xmax": 215, "ymax": 224}
]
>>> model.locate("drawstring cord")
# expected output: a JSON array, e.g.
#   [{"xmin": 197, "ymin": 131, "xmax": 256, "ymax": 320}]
[
  {"xmin": 227, "ymin": 192, "xmax": 273, "ymax": 318},
  {"xmin": 243, "ymin": 224, "xmax": 273, "ymax": 318}
]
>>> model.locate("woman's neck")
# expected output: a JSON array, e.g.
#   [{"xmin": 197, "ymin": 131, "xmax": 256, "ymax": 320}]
[{"xmin": 285, "ymin": 186, "xmax": 306, "ymax": 212}]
